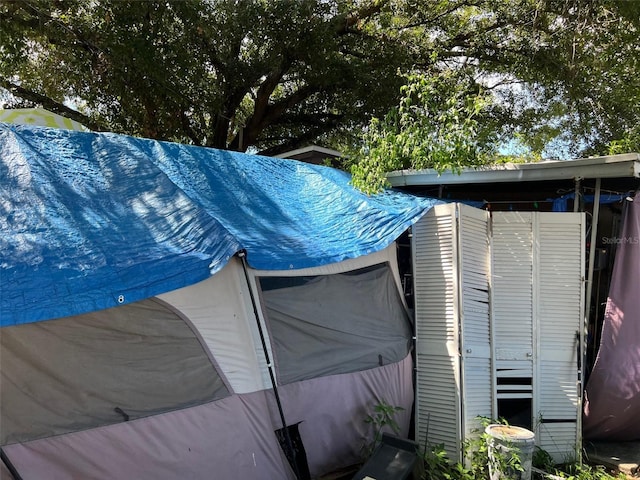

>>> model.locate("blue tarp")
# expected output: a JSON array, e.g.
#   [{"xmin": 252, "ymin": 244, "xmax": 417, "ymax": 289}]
[
  {"xmin": 551, "ymin": 192, "xmax": 628, "ymax": 212},
  {"xmin": 1, "ymin": 124, "xmax": 439, "ymax": 326}
]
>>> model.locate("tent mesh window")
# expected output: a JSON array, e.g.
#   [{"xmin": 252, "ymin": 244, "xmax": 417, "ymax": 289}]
[
  {"xmin": 0, "ymin": 298, "xmax": 229, "ymax": 446},
  {"xmin": 259, "ymin": 263, "xmax": 412, "ymax": 384}
]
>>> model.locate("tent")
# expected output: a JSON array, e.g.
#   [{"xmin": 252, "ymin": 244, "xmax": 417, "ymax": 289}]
[{"xmin": 0, "ymin": 123, "xmax": 438, "ymax": 479}]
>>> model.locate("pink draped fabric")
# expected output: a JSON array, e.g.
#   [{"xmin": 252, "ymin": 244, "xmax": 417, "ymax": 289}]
[{"xmin": 583, "ymin": 196, "xmax": 640, "ymax": 440}]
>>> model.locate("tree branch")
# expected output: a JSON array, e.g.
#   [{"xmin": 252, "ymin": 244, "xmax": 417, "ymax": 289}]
[
  {"xmin": 255, "ymin": 112, "xmax": 345, "ymax": 155},
  {"xmin": 178, "ymin": 108, "xmax": 204, "ymax": 146},
  {"xmin": 19, "ymin": 0, "xmax": 102, "ymax": 54},
  {"xmin": 333, "ymin": 0, "xmax": 389, "ymax": 34},
  {"xmin": 1, "ymin": 78, "xmax": 105, "ymax": 131},
  {"xmin": 234, "ymin": 83, "xmax": 319, "ymax": 150},
  {"xmin": 250, "ymin": 65, "xmax": 290, "ymax": 130},
  {"xmin": 391, "ymin": 0, "xmax": 483, "ymax": 32}
]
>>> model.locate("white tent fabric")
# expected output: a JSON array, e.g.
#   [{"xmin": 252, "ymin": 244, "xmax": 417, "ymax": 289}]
[
  {"xmin": 158, "ymin": 259, "xmax": 270, "ymax": 394},
  {"xmin": 2, "ymin": 393, "xmax": 296, "ymax": 480},
  {"xmin": 157, "ymin": 246, "xmax": 402, "ymax": 394}
]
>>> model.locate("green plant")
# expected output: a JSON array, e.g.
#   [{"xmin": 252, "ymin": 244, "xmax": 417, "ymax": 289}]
[
  {"xmin": 550, "ymin": 463, "xmax": 627, "ymax": 480},
  {"xmin": 362, "ymin": 400, "xmax": 404, "ymax": 457},
  {"xmin": 533, "ymin": 445, "xmax": 556, "ymax": 472},
  {"xmin": 466, "ymin": 417, "xmax": 527, "ymax": 479},
  {"xmin": 421, "ymin": 417, "xmax": 527, "ymax": 480},
  {"xmin": 418, "ymin": 416, "xmax": 626, "ymax": 480},
  {"xmin": 422, "ymin": 443, "xmax": 475, "ymax": 480},
  {"xmin": 349, "ymin": 70, "xmax": 497, "ymax": 194},
  {"xmin": 422, "ymin": 444, "xmax": 451, "ymax": 479}
]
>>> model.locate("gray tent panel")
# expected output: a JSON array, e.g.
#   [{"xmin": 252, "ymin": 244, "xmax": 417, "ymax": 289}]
[
  {"xmin": 260, "ymin": 264, "xmax": 412, "ymax": 384},
  {"xmin": 1, "ymin": 298, "xmax": 229, "ymax": 445}
]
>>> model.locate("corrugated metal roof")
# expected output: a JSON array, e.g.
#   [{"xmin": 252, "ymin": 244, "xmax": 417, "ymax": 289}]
[{"xmin": 388, "ymin": 153, "xmax": 640, "ymax": 187}]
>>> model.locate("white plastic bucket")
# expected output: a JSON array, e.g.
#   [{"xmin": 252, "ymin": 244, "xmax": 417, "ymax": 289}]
[{"xmin": 485, "ymin": 424, "xmax": 536, "ymax": 480}]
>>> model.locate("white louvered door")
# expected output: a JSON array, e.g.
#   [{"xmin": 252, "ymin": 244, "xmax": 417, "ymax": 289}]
[
  {"xmin": 491, "ymin": 213, "xmax": 536, "ymax": 428},
  {"xmin": 536, "ymin": 213, "xmax": 584, "ymax": 462},
  {"xmin": 414, "ymin": 205, "xmax": 584, "ymax": 463},
  {"xmin": 458, "ymin": 205, "xmax": 493, "ymax": 441},
  {"xmin": 413, "ymin": 203, "xmax": 462, "ymax": 457},
  {"xmin": 491, "ymin": 211, "xmax": 584, "ymax": 462},
  {"xmin": 413, "ymin": 204, "xmax": 492, "ymax": 461}
]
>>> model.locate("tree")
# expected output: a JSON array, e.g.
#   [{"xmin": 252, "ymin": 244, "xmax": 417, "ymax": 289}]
[
  {"xmin": 0, "ymin": 0, "xmax": 411, "ymax": 152},
  {"xmin": 608, "ymin": 126, "xmax": 640, "ymax": 156},
  {"xmin": 349, "ymin": 70, "xmax": 497, "ymax": 193},
  {"xmin": 1, "ymin": 0, "xmax": 639, "ymax": 157}
]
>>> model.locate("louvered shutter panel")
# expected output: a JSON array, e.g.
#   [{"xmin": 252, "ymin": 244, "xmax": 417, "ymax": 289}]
[
  {"xmin": 458, "ymin": 205, "xmax": 493, "ymax": 439},
  {"xmin": 491, "ymin": 213, "xmax": 535, "ymax": 407},
  {"xmin": 413, "ymin": 204, "xmax": 462, "ymax": 457},
  {"xmin": 492, "ymin": 211, "xmax": 584, "ymax": 461},
  {"xmin": 536, "ymin": 213, "xmax": 584, "ymax": 462},
  {"xmin": 414, "ymin": 204, "xmax": 492, "ymax": 459},
  {"xmin": 414, "ymin": 205, "xmax": 584, "ymax": 464}
]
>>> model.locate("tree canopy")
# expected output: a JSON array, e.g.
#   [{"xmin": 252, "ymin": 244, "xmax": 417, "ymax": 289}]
[
  {"xmin": 349, "ymin": 70, "xmax": 499, "ymax": 193},
  {"xmin": 1, "ymin": 0, "xmax": 639, "ymax": 159}
]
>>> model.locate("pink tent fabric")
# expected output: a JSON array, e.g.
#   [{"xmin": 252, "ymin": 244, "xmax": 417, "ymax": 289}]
[
  {"xmin": 2, "ymin": 355, "xmax": 413, "ymax": 479},
  {"xmin": 0, "ymin": 459, "xmax": 13, "ymax": 479},
  {"xmin": 583, "ymin": 196, "xmax": 640, "ymax": 440}
]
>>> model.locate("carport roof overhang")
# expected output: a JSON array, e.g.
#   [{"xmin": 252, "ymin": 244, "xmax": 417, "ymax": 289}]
[{"xmin": 387, "ymin": 153, "xmax": 640, "ymax": 187}]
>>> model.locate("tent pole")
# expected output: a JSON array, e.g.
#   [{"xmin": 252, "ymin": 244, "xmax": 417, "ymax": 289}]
[
  {"xmin": 581, "ymin": 177, "xmax": 601, "ymax": 462},
  {"xmin": 1, "ymin": 449, "xmax": 24, "ymax": 480},
  {"xmin": 237, "ymin": 251, "xmax": 302, "ymax": 480},
  {"xmin": 585, "ymin": 178, "xmax": 601, "ymax": 326}
]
